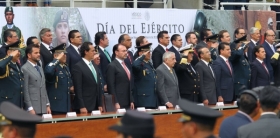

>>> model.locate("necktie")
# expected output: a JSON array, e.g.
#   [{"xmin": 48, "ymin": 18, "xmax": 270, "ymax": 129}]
[
  {"xmin": 225, "ymin": 60, "xmax": 232, "ymax": 75},
  {"xmin": 166, "ymin": 48, "xmax": 168, "ymax": 52},
  {"xmin": 208, "ymin": 64, "xmax": 215, "ymax": 78},
  {"xmin": 170, "ymin": 69, "xmax": 176, "ymax": 80},
  {"xmin": 122, "ymin": 62, "xmax": 131, "ymax": 80},
  {"xmin": 262, "ymin": 62, "xmax": 269, "ymax": 75},
  {"xmin": 127, "ymin": 52, "xmax": 132, "ymax": 64},
  {"xmin": 17, "ymin": 59, "xmax": 21, "ymax": 66},
  {"xmin": 271, "ymin": 45, "xmax": 275, "ymax": 53},
  {"xmin": 34, "ymin": 65, "xmax": 42, "ymax": 77},
  {"xmin": 89, "ymin": 62, "xmax": 98, "ymax": 82},
  {"xmin": 104, "ymin": 49, "xmax": 111, "ymax": 62}
]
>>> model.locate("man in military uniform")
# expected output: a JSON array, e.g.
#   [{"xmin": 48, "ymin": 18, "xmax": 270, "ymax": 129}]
[
  {"xmin": 0, "ymin": 41, "xmax": 24, "ymax": 108},
  {"xmin": 109, "ymin": 110, "xmax": 155, "ymax": 138},
  {"xmin": 0, "ymin": 101, "xmax": 42, "ymax": 138},
  {"xmin": 175, "ymin": 44, "xmax": 200, "ymax": 102},
  {"xmin": 132, "ymin": 43, "xmax": 157, "ymax": 109},
  {"xmin": 1, "ymin": 7, "xmax": 25, "ymax": 56},
  {"xmin": 271, "ymin": 43, "xmax": 280, "ymax": 86},
  {"xmin": 52, "ymin": 10, "xmax": 70, "ymax": 48},
  {"xmin": 205, "ymin": 34, "xmax": 219, "ymax": 61},
  {"xmin": 178, "ymin": 99, "xmax": 223, "ymax": 138},
  {"xmin": 45, "ymin": 43, "xmax": 73, "ymax": 114},
  {"xmin": 229, "ymin": 35, "xmax": 251, "ymax": 96}
]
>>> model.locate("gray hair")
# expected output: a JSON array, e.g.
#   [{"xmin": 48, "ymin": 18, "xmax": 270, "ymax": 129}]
[
  {"xmin": 39, "ymin": 28, "xmax": 51, "ymax": 41},
  {"xmin": 249, "ymin": 27, "xmax": 259, "ymax": 35},
  {"xmin": 162, "ymin": 51, "xmax": 175, "ymax": 62}
]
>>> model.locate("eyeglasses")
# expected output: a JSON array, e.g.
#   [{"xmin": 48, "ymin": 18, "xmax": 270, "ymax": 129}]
[{"xmin": 267, "ymin": 35, "xmax": 276, "ymax": 37}]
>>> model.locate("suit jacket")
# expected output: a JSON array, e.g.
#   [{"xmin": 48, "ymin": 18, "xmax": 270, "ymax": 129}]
[
  {"xmin": 195, "ymin": 60, "xmax": 217, "ymax": 104},
  {"xmin": 66, "ymin": 45, "xmax": 82, "ymax": 72},
  {"xmin": 0, "ymin": 56, "xmax": 24, "ymax": 108},
  {"xmin": 97, "ymin": 46, "xmax": 111, "ymax": 83},
  {"xmin": 175, "ymin": 62, "xmax": 200, "ymax": 102},
  {"xmin": 106, "ymin": 59, "xmax": 133, "ymax": 108},
  {"xmin": 212, "ymin": 56, "xmax": 234, "ymax": 102},
  {"xmin": 156, "ymin": 64, "xmax": 180, "ymax": 106},
  {"xmin": 40, "ymin": 43, "xmax": 53, "ymax": 68},
  {"xmin": 263, "ymin": 41, "xmax": 275, "ymax": 81},
  {"xmin": 238, "ymin": 114, "xmax": 280, "ymax": 138},
  {"xmin": 72, "ymin": 59, "xmax": 102, "ymax": 111},
  {"xmin": 112, "ymin": 50, "xmax": 133, "ymax": 70},
  {"xmin": 152, "ymin": 45, "xmax": 166, "ymax": 69},
  {"xmin": 219, "ymin": 112, "xmax": 253, "ymax": 138},
  {"xmin": 250, "ymin": 59, "xmax": 270, "ymax": 88},
  {"xmin": 168, "ymin": 46, "xmax": 181, "ymax": 63},
  {"xmin": 22, "ymin": 61, "xmax": 49, "ymax": 114},
  {"xmin": 247, "ymin": 40, "xmax": 257, "ymax": 63}
]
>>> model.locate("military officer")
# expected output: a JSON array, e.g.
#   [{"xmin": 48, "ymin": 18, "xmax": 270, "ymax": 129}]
[
  {"xmin": 132, "ymin": 43, "xmax": 157, "ymax": 109},
  {"xmin": 1, "ymin": 7, "xmax": 25, "ymax": 55},
  {"xmin": 229, "ymin": 35, "xmax": 251, "ymax": 96},
  {"xmin": 205, "ymin": 34, "xmax": 219, "ymax": 61},
  {"xmin": 45, "ymin": 43, "xmax": 73, "ymax": 114},
  {"xmin": 0, "ymin": 101, "xmax": 42, "ymax": 138},
  {"xmin": 0, "ymin": 41, "xmax": 24, "ymax": 108},
  {"xmin": 178, "ymin": 99, "xmax": 223, "ymax": 138},
  {"xmin": 175, "ymin": 44, "xmax": 200, "ymax": 102},
  {"xmin": 271, "ymin": 43, "xmax": 280, "ymax": 86}
]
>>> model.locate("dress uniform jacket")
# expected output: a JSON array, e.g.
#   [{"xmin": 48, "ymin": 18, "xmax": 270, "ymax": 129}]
[
  {"xmin": 132, "ymin": 55, "xmax": 157, "ymax": 108},
  {"xmin": 229, "ymin": 47, "xmax": 251, "ymax": 95},
  {"xmin": 210, "ymin": 48, "xmax": 218, "ymax": 61},
  {"xmin": 0, "ymin": 56, "xmax": 24, "ymax": 108},
  {"xmin": 175, "ymin": 62, "xmax": 200, "ymax": 102},
  {"xmin": 45, "ymin": 59, "xmax": 72, "ymax": 113}
]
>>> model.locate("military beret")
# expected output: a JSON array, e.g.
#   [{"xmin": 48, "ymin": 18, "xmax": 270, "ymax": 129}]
[
  {"xmin": 4, "ymin": 7, "xmax": 13, "ymax": 14},
  {"xmin": 53, "ymin": 10, "xmax": 69, "ymax": 29}
]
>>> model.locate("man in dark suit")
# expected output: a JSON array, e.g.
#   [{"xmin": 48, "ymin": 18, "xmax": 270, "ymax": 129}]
[
  {"xmin": 271, "ymin": 44, "xmax": 280, "ymax": 86},
  {"xmin": 45, "ymin": 43, "xmax": 73, "ymax": 114},
  {"xmin": 229, "ymin": 35, "xmax": 251, "ymax": 96},
  {"xmin": 0, "ymin": 41, "xmax": 23, "ymax": 108},
  {"xmin": 107, "ymin": 44, "xmax": 134, "ymax": 109},
  {"xmin": 168, "ymin": 34, "xmax": 182, "ymax": 63},
  {"xmin": 72, "ymin": 42, "xmax": 102, "ymax": 113},
  {"xmin": 94, "ymin": 31, "xmax": 110, "ymax": 92},
  {"xmin": 247, "ymin": 27, "xmax": 260, "ymax": 63},
  {"xmin": 195, "ymin": 47, "xmax": 217, "ymax": 105},
  {"xmin": 175, "ymin": 44, "xmax": 200, "ymax": 102},
  {"xmin": 212, "ymin": 42, "xmax": 234, "ymax": 103},
  {"xmin": 132, "ymin": 43, "xmax": 157, "ymax": 109},
  {"xmin": 66, "ymin": 30, "xmax": 83, "ymax": 72},
  {"xmin": 0, "ymin": 29, "xmax": 19, "ymax": 59},
  {"xmin": 196, "ymin": 29, "xmax": 212, "ymax": 51},
  {"xmin": 152, "ymin": 31, "xmax": 169, "ymax": 69},
  {"xmin": 251, "ymin": 45, "xmax": 270, "ymax": 88},
  {"xmin": 39, "ymin": 28, "xmax": 53, "ymax": 68},
  {"xmin": 185, "ymin": 32, "xmax": 199, "ymax": 66},
  {"xmin": 156, "ymin": 51, "xmax": 180, "ymax": 107},
  {"xmin": 238, "ymin": 86, "xmax": 280, "ymax": 138},
  {"xmin": 262, "ymin": 30, "xmax": 276, "ymax": 82},
  {"xmin": 219, "ymin": 90, "xmax": 260, "ymax": 138}
]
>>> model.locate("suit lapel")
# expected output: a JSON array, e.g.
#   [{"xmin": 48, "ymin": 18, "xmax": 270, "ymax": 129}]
[
  {"xmin": 114, "ymin": 60, "xmax": 130, "ymax": 81},
  {"xmin": 81, "ymin": 60, "xmax": 96, "ymax": 83},
  {"xmin": 162, "ymin": 64, "xmax": 177, "ymax": 84},
  {"xmin": 187, "ymin": 65, "xmax": 197, "ymax": 79},
  {"xmin": 70, "ymin": 45, "xmax": 80, "ymax": 58},
  {"xmin": 219, "ymin": 57, "xmax": 232, "ymax": 76},
  {"xmin": 26, "ymin": 61, "xmax": 41, "ymax": 81},
  {"xmin": 201, "ymin": 61, "xmax": 215, "ymax": 80},
  {"xmin": 255, "ymin": 60, "xmax": 269, "ymax": 77}
]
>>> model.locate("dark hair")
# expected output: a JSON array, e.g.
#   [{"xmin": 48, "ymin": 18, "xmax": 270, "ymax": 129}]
[
  {"xmin": 264, "ymin": 29, "xmax": 275, "ymax": 39},
  {"xmin": 185, "ymin": 32, "xmax": 196, "ymax": 41},
  {"xmin": 94, "ymin": 31, "xmax": 106, "ymax": 46},
  {"xmin": 157, "ymin": 31, "xmax": 168, "ymax": 42},
  {"xmin": 12, "ymin": 125, "xmax": 36, "ymax": 138},
  {"xmin": 3, "ymin": 29, "xmax": 16, "ymax": 43},
  {"xmin": 68, "ymin": 30, "xmax": 79, "ymax": 43},
  {"xmin": 239, "ymin": 93, "xmax": 258, "ymax": 115},
  {"xmin": 118, "ymin": 34, "xmax": 128, "ymax": 44},
  {"xmin": 25, "ymin": 44, "xmax": 40, "ymax": 58},
  {"xmin": 253, "ymin": 45, "xmax": 264, "ymax": 57},
  {"xmin": 200, "ymin": 29, "xmax": 211, "ymax": 41},
  {"xmin": 218, "ymin": 30, "xmax": 228, "ymax": 42},
  {"xmin": 234, "ymin": 28, "xmax": 242, "ymax": 39},
  {"xmin": 198, "ymin": 47, "xmax": 206, "ymax": 59},
  {"xmin": 112, "ymin": 44, "xmax": 121, "ymax": 55},
  {"xmin": 39, "ymin": 28, "xmax": 51, "ymax": 41},
  {"xmin": 218, "ymin": 42, "xmax": 230, "ymax": 55},
  {"xmin": 171, "ymin": 34, "xmax": 180, "ymax": 44},
  {"xmin": 136, "ymin": 36, "xmax": 145, "ymax": 46},
  {"xmin": 259, "ymin": 86, "xmax": 280, "ymax": 111},
  {"xmin": 80, "ymin": 42, "xmax": 93, "ymax": 58},
  {"xmin": 26, "ymin": 36, "xmax": 37, "ymax": 46}
]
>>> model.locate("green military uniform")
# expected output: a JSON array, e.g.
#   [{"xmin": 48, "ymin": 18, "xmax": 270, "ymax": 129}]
[{"xmin": 1, "ymin": 7, "xmax": 25, "ymax": 56}]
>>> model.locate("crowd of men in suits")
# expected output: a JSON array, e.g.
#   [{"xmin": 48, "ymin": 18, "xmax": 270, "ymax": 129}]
[{"xmin": 1, "ymin": 25, "xmax": 280, "ymax": 116}]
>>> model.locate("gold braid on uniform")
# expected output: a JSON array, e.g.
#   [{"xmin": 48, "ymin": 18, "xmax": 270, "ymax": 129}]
[
  {"xmin": 19, "ymin": 35, "xmax": 25, "ymax": 49},
  {"xmin": 0, "ymin": 57, "xmax": 10, "ymax": 79},
  {"xmin": 271, "ymin": 53, "xmax": 280, "ymax": 60},
  {"xmin": 180, "ymin": 58, "xmax": 188, "ymax": 64}
]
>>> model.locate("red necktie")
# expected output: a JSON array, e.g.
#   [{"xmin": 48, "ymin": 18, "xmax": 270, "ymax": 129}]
[
  {"xmin": 225, "ymin": 60, "xmax": 232, "ymax": 75},
  {"xmin": 262, "ymin": 62, "xmax": 269, "ymax": 75},
  {"xmin": 122, "ymin": 62, "xmax": 131, "ymax": 80},
  {"xmin": 166, "ymin": 48, "xmax": 168, "ymax": 52},
  {"xmin": 17, "ymin": 59, "xmax": 21, "ymax": 66},
  {"xmin": 127, "ymin": 53, "xmax": 132, "ymax": 64}
]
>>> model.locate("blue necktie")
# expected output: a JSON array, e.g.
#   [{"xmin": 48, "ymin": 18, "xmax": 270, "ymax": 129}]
[{"xmin": 34, "ymin": 65, "xmax": 42, "ymax": 77}]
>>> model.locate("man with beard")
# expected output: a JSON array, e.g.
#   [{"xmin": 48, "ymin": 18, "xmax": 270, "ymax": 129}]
[{"xmin": 22, "ymin": 44, "xmax": 51, "ymax": 115}]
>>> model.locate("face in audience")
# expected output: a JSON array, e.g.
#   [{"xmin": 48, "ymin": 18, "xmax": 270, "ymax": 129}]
[
  {"xmin": 28, "ymin": 47, "xmax": 40, "ymax": 63},
  {"xmin": 93, "ymin": 53, "xmax": 100, "ymax": 65},
  {"xmin": 256, "ymin": 47, "xmax": 266, "ymax": 60},
  {"xmin": 221, "ymin": 32, "xmax": 231, "ymax": 43},
  {"xmin": 220, "ymin": 44, "xmax": 231, "ymax": 58},
  {"xmin": 187, "ymin": 34, "xmax": 197, "ymax": 45},
  {"xmin": 116, "ymin": 45, "xmax": 127, "ymax": 60},
  {"xmin": 201, "ymin": 48, "xmax": 211, "ymax": 62},
  {"xmin": 42, "ymin": 31, "xmax": 53, "ymax": 45},
  {"xmin": 164, "ymin": 53, "xmax": 176, "ymax": 68}
]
